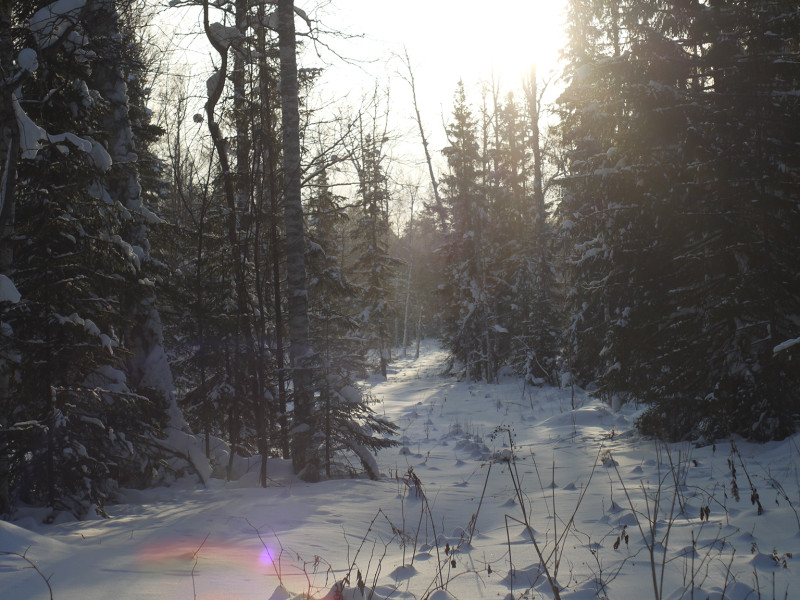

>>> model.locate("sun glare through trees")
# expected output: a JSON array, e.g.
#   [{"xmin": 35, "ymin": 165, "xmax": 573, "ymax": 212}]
[
  {"xmin": 449, "ymin": 0, "xmax": 567, "ymax": 81},
  {"xmin": 1, "ymin": 1, "xmax": 799, "ymax": 598}
]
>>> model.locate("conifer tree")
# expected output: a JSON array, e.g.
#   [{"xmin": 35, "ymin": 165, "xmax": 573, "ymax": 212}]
[
  {"xmin": 0, "ymin": 0, "xmax": 23, "ymax": 516},
  {"xmin": 351, "ymin": 123, "xmax": 398, "ymax": 378},
  {"xmin": 3, "ymin": 0, "xmax": 171, "ymax": 516},
  {"xmin": 507, "ymin": 71, "xmax": 560, "ymax": 385},
  {"xmin": 306, "ymin": 168, "xmax": 397, "ymax": 478},
  {"xmin": 636, "ymin": 0, "xmax": 800, "ymax": 440},
  {"xmin": 559, "ymin": 0, "xmax": 800, "ymax": 440},
  {"xmin": 441, "ymin": 81, "xmax": 496, "ymax": 381},
  {"xmin": 89, "ymin": 0, "xmax": 177, "ymax": 411}
]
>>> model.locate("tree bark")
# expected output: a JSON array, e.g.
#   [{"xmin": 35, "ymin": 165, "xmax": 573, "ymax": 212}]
[
  {"xmin": 0, "ymin": 2, "xmax": 18, "ymax": 515},
  {"xmin": 255, "ymin": 5, "xmax": 289, "ymax": 460},
  {"xmin": 524, "ymin": 66, "xmax": 546, "ymax": 247},
  {"xmin": 277, "ymin": 0, "xmax": 314, "ymax": 479},
  {"xmin": 201, "ymin": 0, "xmax": 257, "ymax": 479},
  {"xmin": 401, "ymin": 192, "xmax": 415, "ymax": 358}
]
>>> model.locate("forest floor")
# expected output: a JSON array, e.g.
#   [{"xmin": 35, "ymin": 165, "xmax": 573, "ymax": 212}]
[{"xmin": 2, "ymin": 342, "xmax": 800, "ymax": 600}]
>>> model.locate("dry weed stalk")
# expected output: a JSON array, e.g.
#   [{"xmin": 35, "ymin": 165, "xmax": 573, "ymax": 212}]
[{"xmin": 0, "ymin": 548, "xmax": 54, "ymax": 600}]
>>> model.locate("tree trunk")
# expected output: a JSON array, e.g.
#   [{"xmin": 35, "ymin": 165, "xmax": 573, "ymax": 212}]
[
  {"xmin": 0, "ymin": 3, "xmax": 18, "ymax": 515},
  {"xmin": 414, "ymin": 309, "xmax": 422, "ymax": 360},
  {"xmin": 401, "ymin": 50, "xmax": 447, "ymax": 232},
  {"xmin": 270, "ymin": 173, "xmax": 289, "ymax": 459},
  {"xmin": 256, "ymin": 6, "xmax": 290, "ymax": 460},
  {"xmin": 277, "ymin": 0, "xmax": 314, "ymax": 479},
  {"xmin": 253, "ymin": 4, "xmax": 272, "ymax": 484},
  {"xmin": 201, "ymin": 0, "xmax": 255, "ymax": 479},
  {"xmin": 231, "ymin": 0, "xmax": 269, "ymax": 488},
  {"xmin": 401, "ymin": 192, "xmax": 415, "ymax": 358},
  {"xmin": 524, "ymin": 66, "xmax": 546, "ymax": 253}
]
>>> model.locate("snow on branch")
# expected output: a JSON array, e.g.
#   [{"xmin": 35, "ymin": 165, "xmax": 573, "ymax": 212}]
[
  {"xmin": 207, "ymin": 22, "xmax": 242, "ymax": 50},
  {"xmin": 13, "ymin": 95, "xmax": 112, "ymax": 171},
  {"xmin": 0, "ymin": 274, "xmax": 21, "ymax": 304},
  {"xmin": 12, "ymin": 96, "xmax": 46, "ymax": 160},
  {"xmin": 774, "ymin": 337, "xmax": 800, "ymax": 355},
  {"xmin": 261, "ymin": 1, "xmax": 312, "ymax": 29},
  {"xmin": 29, "ymin": 0, "xmax": 87, "ymax": 50},
  {"xmin": 16, "ymin": 49, "xmax": 39, "ymax": 73}
]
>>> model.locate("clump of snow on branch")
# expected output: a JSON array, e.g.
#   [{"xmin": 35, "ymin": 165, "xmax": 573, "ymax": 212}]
[
  {"xmin": 29, "ymin": 0, "xmax": 87, "ymax": 50},
  {"xmin": 17, "ymin": 48, "xmax": 39, "ymax": 72},
  {"xmin": 774, "ymin": 337, "xmax": 800, "ymax": 355},
  {"xmin": 206, "ymin": 71, "xmax": 222, "ymax": 98},
  {"xmin": 13, "ymin": 94, "xmax": 113, "ymax": 170},
  {"xmin": 0, "ymin": 275, "xmax": 21, "ymax": 304},
  {"xmin": 89, "ymin": 140, "xmax": 113, "ymax": 171},
  {"xmin": 208, "ymin": 22, "xmax": 241, "ymax": 49},
  {"xmin": 13, "ymin": 96, "xmax": 47, "ymax": 160}
]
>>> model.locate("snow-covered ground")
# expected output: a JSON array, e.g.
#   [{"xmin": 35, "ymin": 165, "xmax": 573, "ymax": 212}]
[{"xmin": 2, "ymin": 342, "xmax": 799, "ymax": 599}]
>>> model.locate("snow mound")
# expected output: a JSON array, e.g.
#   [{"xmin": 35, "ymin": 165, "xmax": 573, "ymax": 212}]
[
  {"xmin": 0, "ymin": 520, "xmax": 65, "ymax": 553},
  {"xmin": 389, "ymin": 564, "xmax": 417, "ymax": 581},
  {"xmin": 268, "ymin": 585, "xmax": 293, "ymax": 600},
  {"xmin": 427, "ymin": 590, "xmax": 458, "ymax": 600},
  {"xmin": 540, "ymin": 403, "xmax": 611, "ymax": 428}
]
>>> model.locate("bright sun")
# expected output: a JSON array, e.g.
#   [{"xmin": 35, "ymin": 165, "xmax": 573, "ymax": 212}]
[{"xmin": 445, "ymin": 0, "xmax": 568, "ymax": 85}]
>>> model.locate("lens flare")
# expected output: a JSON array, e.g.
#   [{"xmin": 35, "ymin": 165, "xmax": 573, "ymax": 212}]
[
  {"xmin": 137, "ymin": 539, "xmax": 275, "ymax": 572},
  {"xmin": 258, "ymin": 547, "xmax": 274, "ymax": 566}
]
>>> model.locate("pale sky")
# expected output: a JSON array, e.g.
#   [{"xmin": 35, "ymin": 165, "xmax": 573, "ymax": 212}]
[
  {"xmin": 156, "ymin": 0, "xmax": 569, "ymax": 205},
  {"xmin": 316, "ymin": 0, "xmax": 567, "ymax": 82},
  {"xmin": 312, "ymin": 0, "xmax": 569, "ymax": 187}
]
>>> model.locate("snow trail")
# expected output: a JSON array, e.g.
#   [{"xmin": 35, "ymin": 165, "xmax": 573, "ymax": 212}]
[{"xmin": 2, "ymin": 342, "xmax": 800, "ymax": 599}]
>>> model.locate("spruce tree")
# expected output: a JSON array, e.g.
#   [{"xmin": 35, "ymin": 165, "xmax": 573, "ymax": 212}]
[
  {"xmin": 559, "ymin": 0, "xmax": 800, "ymax": 440},
  {"xmin": 351, "ymin": 128, "xmax": 398, "ymax": 378},
  {"xmin": 637, "ymin": 0, "xmax": 800, "ymax": 440},
  {"xmin": 441, "ymin": 81, "xmax": 496, "ymax": 382},
  {"xmin": 306, "ymin": 168, "xmax": 397, "ymax": 479},
  {"xmin": 4, "ymin": 0, "xmax": 171, "ymax": 516}
]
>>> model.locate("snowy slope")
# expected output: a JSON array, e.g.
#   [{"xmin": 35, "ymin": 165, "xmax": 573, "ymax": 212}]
[{"xmin": 2, "ymin": 342, "xmax": 799, "ymax": 599}]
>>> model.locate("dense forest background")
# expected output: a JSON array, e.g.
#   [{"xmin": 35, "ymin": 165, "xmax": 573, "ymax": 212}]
[{"xmin": 0, "ymin": 0, "xmax": 798, "ymax": 519}]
